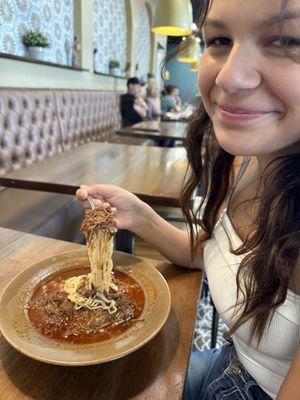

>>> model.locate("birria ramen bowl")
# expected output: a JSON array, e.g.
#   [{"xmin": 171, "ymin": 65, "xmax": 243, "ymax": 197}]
[{"xmin": 0, "ymin": 249, "xmax": 171, "ymax": 366}]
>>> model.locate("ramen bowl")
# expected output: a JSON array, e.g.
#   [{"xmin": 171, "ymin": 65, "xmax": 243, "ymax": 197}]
[{"xmin": 0, "ymin": 249, "xmax": 171, "ymax": 366}]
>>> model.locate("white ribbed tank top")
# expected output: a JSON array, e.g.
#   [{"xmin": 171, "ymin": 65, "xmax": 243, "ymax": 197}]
[{"xmin": 203, "ymin": 209, "xmax": 300, "ymax": 399}]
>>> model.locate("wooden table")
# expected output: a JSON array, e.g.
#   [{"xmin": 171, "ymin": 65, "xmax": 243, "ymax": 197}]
[
  {"xmin": 116, "ymin": 121, "xmax": 187, "ymax": 146},
  {"xmin": 0, "ymin": 228, "xmax": 202, "ymax": 400},
  {"xmin": 0, "ymin": 142, "xmax": 188, "ymax": 208},
  {"xmin": 161, "ymin": 116, "xmax": 188, "ymax": 122}
]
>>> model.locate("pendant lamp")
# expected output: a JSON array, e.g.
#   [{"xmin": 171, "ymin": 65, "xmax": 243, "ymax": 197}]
[
  {"xmin": 177, "ymin": 35, "xmax": 200, "ymax": 63},
  {"xmin": 162, "ymin": 69, "xmax": 170, "ymax": 80},
  {"xmin": 152, "ymin": 0, "xmax": 192, "ymax": 36},
  {"xmin": 190, "ymin": 61, "xmax": 199, "ymax": 71}
]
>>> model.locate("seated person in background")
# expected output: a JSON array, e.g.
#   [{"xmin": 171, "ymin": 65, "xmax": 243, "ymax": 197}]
[
  {"xmin": 134, "ymin": 84, "xmax": 149, "ymax": 115},
  {"xmin": 120, "ymin": 77, "xmax": 148, "ymax": 127},
  {"xmin": 146, "ymin": 82, "xmax": 161, "ymax": 119},
  {"xmin": 161, "ymin": 84, "xmax": 182, "ymax": 115}
]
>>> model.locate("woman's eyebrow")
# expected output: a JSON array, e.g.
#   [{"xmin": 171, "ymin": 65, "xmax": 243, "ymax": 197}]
[
  {"xmin": 203, "ymin": 10, "xmax": 300, "ymax": 31},
  {"xmin": 262, "ymin": 9, "xmax": 300, "ymax": 28},
  {"xmin": 203, "ymin": 19, "xmax": 226, "ymax": 30}
]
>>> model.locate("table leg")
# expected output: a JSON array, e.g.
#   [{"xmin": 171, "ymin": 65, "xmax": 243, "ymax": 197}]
[
  {"xmin": 164, "ymin": 139, "xmax": 175, "ymax": 148},
  {"xmin": 153, "ymin": 138, "xmax": 175, "ymax": 147},
  {"xmin": 115, "ymin": 229, "xmax": 135, "ymax": 254},
  {"xmin": 154, "ymin": 138, "xmax": 165, "ymax": 147}
]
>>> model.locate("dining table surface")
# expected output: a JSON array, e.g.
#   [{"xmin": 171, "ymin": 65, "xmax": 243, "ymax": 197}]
[
  {"xmin": 0, "ymin": 227, "xmax": 202, "ymax": 400},
  {"xmin": 116, "ymin": 120, "xmax": 188, "ymax": 144},
  {"xmin": 0, "ymin": 141, "xmax": 188, "ymax": 208}
]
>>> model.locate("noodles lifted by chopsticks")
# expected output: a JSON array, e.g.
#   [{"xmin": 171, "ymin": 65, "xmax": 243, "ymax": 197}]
[{"xmin": 64, "ymin": 207, "xmax": 118, "ymax": 313}]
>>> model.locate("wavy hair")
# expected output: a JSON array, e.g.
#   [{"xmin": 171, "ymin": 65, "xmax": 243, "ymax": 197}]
[{"xmin": 181, "ymin": 0, "xmax": 300, "ymax": 344}]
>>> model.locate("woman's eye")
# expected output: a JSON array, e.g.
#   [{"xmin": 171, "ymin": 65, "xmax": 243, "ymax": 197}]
[
  {"xmin": 205, "ymin": 37, "xmax": 232, "ymax": 48},
  {"xmin": 269, "ymin": 36, "xmax": 300, "ymax": 47}
]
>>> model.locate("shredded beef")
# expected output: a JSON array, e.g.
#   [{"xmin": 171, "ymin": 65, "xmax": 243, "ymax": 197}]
[
  {"xmin": 76, "ymin": 276, "xmax": 97, "ymax": 298},
  {"xmin": 28, "ymin": 289, "xmax": 135, "ymax": 338}
]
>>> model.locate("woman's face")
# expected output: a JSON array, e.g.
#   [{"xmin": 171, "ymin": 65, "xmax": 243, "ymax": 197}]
[
  {"xmin": 199, "ymin": 0, "xmax": 300, "ymax": 157},
  {"xmin": 151, "ymin": 86, "xmax": 159, "ymax": 97},
  {"xmin": 171, "ymin": 88, "xmax": 179, "ymax": 98}
]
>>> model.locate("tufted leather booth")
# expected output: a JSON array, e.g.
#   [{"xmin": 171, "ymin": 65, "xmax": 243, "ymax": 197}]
[
  {"xmin": 0, "ymin": 88, "xmax": 149, "ymax": 177},
  {"xmin": 55, "ymin": 90, "xmax": 122, "ymax": 150},
  {"xmin": 0, "ymin": 89, "xmax": 62, "ymax": 177},
  {"xmin": 0, "ymin": 88, "xmax": 142, "ymax": 243}
]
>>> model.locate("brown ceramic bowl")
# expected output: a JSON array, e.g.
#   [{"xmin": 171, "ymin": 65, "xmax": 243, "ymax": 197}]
[{"xmin": 0, "ymin": 249, "xmax": 171, "ymax": 366}]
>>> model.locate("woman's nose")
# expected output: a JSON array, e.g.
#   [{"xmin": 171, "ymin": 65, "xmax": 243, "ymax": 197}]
[{"xmin": 215, "ymin": 45, "xmax": 262, "ymax": 94}]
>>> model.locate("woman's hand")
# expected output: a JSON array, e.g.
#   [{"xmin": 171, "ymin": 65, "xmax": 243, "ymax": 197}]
[
  {"xmin": 76, "ymin": 184, "xmax": 148, "ymax": 232},
  {"xmin": 76, "ymin": 185, "xmax": 196, "ymax": 268}
]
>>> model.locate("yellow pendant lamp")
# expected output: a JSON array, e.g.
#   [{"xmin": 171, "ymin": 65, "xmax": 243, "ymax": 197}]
[
  {"xmin": 190, "ymin": 61, "xmax": 199, "ymax": 72},
  {"xmin": 152, "ymin": 0, "xmax": 192, "ymax": 37},
  {"xmin": 177, "ymin": 35, "xmax": 200, "ymax": 63},
  {"xmin": 162, "ymin": 69, "xmax": 170, "ymax": 80}
]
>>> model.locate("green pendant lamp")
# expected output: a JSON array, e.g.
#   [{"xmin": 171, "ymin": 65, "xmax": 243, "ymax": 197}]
[
  {"xmin": 177, "ymin": 35, "xmax": 200, "ymax": 63},
  {"xmin": 152, "ymin": 0, "xmax": 192, "ymax": 37}
]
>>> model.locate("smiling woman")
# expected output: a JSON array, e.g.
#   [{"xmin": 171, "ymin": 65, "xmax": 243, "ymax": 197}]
[
  {"xmin": 180, "ymin": 0, "xmax": 300, "ymax": 399},
  {"xmin": 198, "ymin": 0, "xmax": 300, "ymax": 158},
  {"xmin": 74, "ymin": 0, "xmax": 300, "ymax": 399}
]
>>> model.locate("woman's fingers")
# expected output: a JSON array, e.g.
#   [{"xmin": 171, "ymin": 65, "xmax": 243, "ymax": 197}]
[
  {"xmin": 77, "ymin": 185, "xmax": 120, "ymax": 213},
  {"xmin": 78, "ymin": 185, "xmax": 107, "ymax": 201},
  {"xmin": 83, "ymin": 184, "xmax": 117, "ymax": 199},
  {"xmin": 93, "ymin": 199, "xmax": 104, "ymax": 208},
  {"xmin": 77, "ymin": 185, "xmax": 122, "ymax": 223},
  {"xmin": 77, "ymin": 188, "xmax": 113, "ymax": 210},
  {"xmin": 76, "ymin": 188, "xmax": 88, "ymax": 200},
  {"xmin": 79, "ymin": 184, "xmax": 107, "ymax": 200}
]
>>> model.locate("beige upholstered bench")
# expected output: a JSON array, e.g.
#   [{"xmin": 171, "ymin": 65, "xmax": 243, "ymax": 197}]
[
  {"xmin": 54, "ymin": 89, "xmax": 152, "ymax": 149},
  {"xmin": 0, "ymin": 88, "xmax": 150, "ymax": 242}
]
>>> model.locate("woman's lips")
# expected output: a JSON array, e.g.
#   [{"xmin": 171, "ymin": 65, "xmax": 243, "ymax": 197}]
[{"xmin": 217, "ymin": 105, "xmax": 274, "ymax": 123}]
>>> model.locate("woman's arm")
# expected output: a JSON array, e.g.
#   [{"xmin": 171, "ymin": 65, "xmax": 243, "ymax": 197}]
[
  {"xmin": 76, "ymin": 185, "xmax": 204, "ymax": 269},
  {"xmin": 135, "ymin": 202, "xmax": 204, "ymax": 268},
  {"xmin": 277, "ymin": 344, "xmax": 300, "ymax": 400}
]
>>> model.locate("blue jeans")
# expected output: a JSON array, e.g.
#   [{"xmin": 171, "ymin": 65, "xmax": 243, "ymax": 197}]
[{"xmin": 184, "ymin": 341, "xmax": 272, "ymax": 400}]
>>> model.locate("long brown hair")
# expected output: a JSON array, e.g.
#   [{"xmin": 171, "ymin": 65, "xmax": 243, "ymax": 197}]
[{"xmin": 181, "ymin": 0, "xmax": 300, "ymax": 344}]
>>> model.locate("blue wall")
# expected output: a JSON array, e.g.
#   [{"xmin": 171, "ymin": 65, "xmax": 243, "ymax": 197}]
[{"xmin": 165, "ymin": 43, "xmax": 199, "ymax": 104}]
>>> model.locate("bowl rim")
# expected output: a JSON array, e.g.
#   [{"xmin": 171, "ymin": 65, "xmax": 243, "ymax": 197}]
[{"xmin": 0, "ymin": 249, "xmax": 171, "ymax": 366}]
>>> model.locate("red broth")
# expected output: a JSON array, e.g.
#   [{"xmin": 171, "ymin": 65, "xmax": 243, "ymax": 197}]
[{"xmin": 28, "ymin": 267, "xmax": 145, "ymax": 344}]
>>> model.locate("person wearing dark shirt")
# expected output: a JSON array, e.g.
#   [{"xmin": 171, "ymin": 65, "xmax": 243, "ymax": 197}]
[{"xmin": 121, "ymin": 77, "xmax": 148, "ymax": 127}]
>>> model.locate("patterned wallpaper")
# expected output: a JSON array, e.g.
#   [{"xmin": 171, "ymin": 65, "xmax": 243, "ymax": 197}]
[
  {"xmin": 0, "ymin": 0, "xmax": 74, "ymax": 65},
  {"xmin": 135, "ymin": 4, "xmax": 151, "ymax": 82},
  {"xmin": 93, "ymin": 0, "xmax": 127, "ymax": 75}
]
